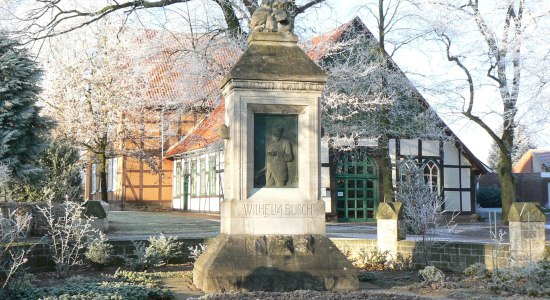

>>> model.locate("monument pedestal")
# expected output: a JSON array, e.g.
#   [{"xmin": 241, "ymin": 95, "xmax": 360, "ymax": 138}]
[
  {"xmin": 193, "ymin": 234, "xmax": 358, "ymax": 292},
  {"xmin": 192, "ymin": 28, "xmax": 357, "ymax": 292}
]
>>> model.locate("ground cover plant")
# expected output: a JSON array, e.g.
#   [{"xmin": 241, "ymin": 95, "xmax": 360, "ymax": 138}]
[{"xmin": 6, "ymin": 269, "xmax": 186, "ymax": 300}]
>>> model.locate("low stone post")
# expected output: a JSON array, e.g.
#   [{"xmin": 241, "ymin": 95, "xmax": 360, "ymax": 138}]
[
  {"xmin": 508, "ymin": 202, "xmax": 547, "ymax": 266},
  {"xmin": 82, "ymin": 200, "xmax": 109, "ymax": 232},
  {"xmin": 376, "ymin": 202, "xmax": 406, "ymax": 258}
]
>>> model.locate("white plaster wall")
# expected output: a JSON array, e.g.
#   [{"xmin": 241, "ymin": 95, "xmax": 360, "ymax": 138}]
[
  {"xmin": 320, "ymin": 139, "xmax": 329, "ymax": 164},
  {"xmin": 460, "ymin": 153, "xmax": 472, "ymax": 166},
  {"xmin": 461, "ymin": 192, "xmax": 471, "ymax": 212},
  {"xmin": 422, "ymin": 140, "xmax": 439, "ymax": 157},
  {"xmin": 445, "ymin": 191, "xmax": 461, "ymax": 211},
  {"xmin": 461, "ymin": 168, "xmax": 471, "ymax": 188},
  {"xmin": 400, "ymin": 139, "xmax": 418, "ymax": 156},
  {"xmin": 322, "ymin": 195, "xmax": 332, "ymax": 213},
  {"xmin": 173, "ymin": 197, "xmax": 183, "ymax": 210},
  {"xmin": 444, "ymin": 168, "xmax": 460, "ymax": 189},
  {"xmin": 333, "ymin": 137, "xmax": 354, "ymax": 147},
  {"xmin": 321, "ymin": 167, "xmax": 330, "ymax": 187},
  {"xmin": 357, "ymin": 138, "xmax": 377, "ymax": 147},
  {"xmin": 444, "ymin": 143, "xmax": 459, "ymax": 165},
  {"xmin": 389, "ymin": 139, "xmax": 396, "ymax": 160}
]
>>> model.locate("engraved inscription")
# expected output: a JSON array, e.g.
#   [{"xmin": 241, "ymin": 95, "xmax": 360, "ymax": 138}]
[{"xmin": 242, "ymin": 203, "xmax": 318, "ymax": 216}]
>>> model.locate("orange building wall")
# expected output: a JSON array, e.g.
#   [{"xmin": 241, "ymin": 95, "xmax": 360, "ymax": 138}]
[{"xmin": 512, "ymin": 152, "xmax": 533, "ymax": 173}]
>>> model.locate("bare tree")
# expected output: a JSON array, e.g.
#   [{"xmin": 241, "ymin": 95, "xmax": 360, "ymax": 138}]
[
  {"xmin": 421, "ymin": 0, "xmax": 550, "ymax": 222},
  {"xmin": 0, "ymin": 209, "xmax": 32, "ymax": 291},
  {"xmin": 396, "ymin": 157, "xmax": 447, "ymax": 266},
  {"xmin": 5, "ymin": 0, "xmax": 326, "ymax": 42},
  {"xmin": 37, "ymin": 200, "xmax": 98, "ymax": 278},
  {"xmin": 312, "ymin": 1, "xmax": 446, "ymax": 202},
  {"xmin": 41, "ymin": 25, "xmax": 148, "ymax": 202},
  {"xmin": 487, "ymin": 124, "xmax": 537, "ymax": 170}
]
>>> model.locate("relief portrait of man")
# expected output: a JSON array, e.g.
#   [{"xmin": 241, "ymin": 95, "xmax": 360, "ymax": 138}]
[
  {"xmin": 265, "ymin": 125, "xmax": 293, "ymax": 187},
  {"xmin": 254, "ymin": 114, "xmax": 298, "ymax": 188}
]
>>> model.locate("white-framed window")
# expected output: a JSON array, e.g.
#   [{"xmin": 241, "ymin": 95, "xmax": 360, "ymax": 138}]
[
  {"xmin": 107, "ymin": 157, "xmax": 118, "ymax": 192},
  {"xmin": 208, "ymin": 154, "xmax": 217, "ymax": 196},
  {"xmin": 200, "ymin": 157, "xmax": 206, "ymax": 196},
  {"xmin": 174, "ymin": 160, "xmax": 182, "ymax": 197},
  {"xmin": 91, "ymin": 163, "xmax": 97, "ymax": 193},
  {"xmin": 423, "ymin": 160, "xmax": 440, "ymax": 193}
]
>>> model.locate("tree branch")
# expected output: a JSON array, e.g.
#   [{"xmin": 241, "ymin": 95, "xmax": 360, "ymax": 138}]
[{"xmin": 295, "ymin": 0, "xmax": 326, "ymax": 15}]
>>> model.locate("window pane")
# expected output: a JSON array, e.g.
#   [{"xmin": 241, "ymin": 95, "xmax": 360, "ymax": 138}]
[
  {"xmin": 91, "ymin": 164, "xmax": 97, "ymax": 193},
  {"xmin": 209, "ymin": 156, "xmax": 216, "ymax": 195},
  {"xmin": 200, "ymin": 158, "xmax": 206, "ymax": 195}
]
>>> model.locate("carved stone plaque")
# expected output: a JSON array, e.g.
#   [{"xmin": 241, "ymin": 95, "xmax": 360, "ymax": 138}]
[{"xmin": 254, "ymin": 114, "xmax": 298, "ymax": 188}]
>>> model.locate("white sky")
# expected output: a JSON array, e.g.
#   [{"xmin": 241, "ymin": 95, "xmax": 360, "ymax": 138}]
[
  {"xmin": 294, "ymin": 0, "xmax": 550, "ymax": 164},
  {"xmin": 4, "ymin": 0, "xmax": 549, "ymax": 164}
]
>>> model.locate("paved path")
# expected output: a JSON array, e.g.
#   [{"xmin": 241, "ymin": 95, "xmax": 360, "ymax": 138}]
[{"xmin": 107, "ymin": 210, "xmax": 550, "ymax": 244}]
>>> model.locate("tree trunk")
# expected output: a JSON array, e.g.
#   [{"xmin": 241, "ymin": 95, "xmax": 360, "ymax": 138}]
[
  {"xmin": 379, "ymin": 134, "xmax": 394, "ymax": 202},
  {"xmin": 98, "ymin": 152, "xmax": 109, "ymax": 203},
  {"xmin": 498, "ymin": 137, "xmax": 515, "ymax": 224},
  {"xmin": 378, "ymin": 0, "xmax": 394, "ymax": 202}
]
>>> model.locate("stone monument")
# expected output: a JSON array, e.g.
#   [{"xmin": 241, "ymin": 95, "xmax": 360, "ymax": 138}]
[{"xmin": 193, "ymin": 0, "xmax": 358, "ymax": 292}]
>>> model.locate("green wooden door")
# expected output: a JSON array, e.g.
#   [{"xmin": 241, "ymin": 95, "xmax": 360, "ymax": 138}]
[
  {"xmin": 335, "ymin": 152, "xmax": 378, "ymax": 222},
  {"xmin": 183, "ymin": 174, "xmax": 189, "ymax": 211}
]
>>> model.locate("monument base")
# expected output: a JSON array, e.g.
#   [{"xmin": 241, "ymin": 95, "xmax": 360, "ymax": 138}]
[{"xmin": 193, "ymin": 234, "xmax": 358, "ymax": 292}]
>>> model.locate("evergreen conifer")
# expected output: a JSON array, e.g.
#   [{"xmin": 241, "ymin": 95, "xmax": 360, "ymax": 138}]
[{"xmin": 0, "ymin": 33, "xmax": 49, "ymax": 181}]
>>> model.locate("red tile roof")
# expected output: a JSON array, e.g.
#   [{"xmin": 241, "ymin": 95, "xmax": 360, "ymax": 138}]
[
  {"xmin": 165, "ymin": 99, "xmax": 225, "ymax": 157},
  {"xmin": 306, "ymin": 16, "xmax": 369, "ymax": 61},
  {"xmin": 128, "ymin": 29, "xmax": 240, "ymax": 109}
]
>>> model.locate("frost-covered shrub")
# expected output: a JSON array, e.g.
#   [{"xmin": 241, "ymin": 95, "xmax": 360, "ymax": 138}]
[
  {"xmin": 125, "ymin": 234, "xmax": 183, "ymax": 271},
  {"xmin": 0, "ymin": 209, "xmax": 33, "ymax": 293},
  {"xmin": 145, "ymin": 234, "xmax": 183, "ymax": 266},
  {"xmin": 342, "ymin": 247, "xmax": 412, "ymax": 271},
  {"xmin": 464, "ymin": 263, "xmax": 488, "ymax": 277},
  {"xmin": 85, "ymin": 233, "xmax": 113, "ymax": 269},
  {"xmin": 188, "ymin": 244, "xmax": 207, "ymax": 262},
  {"xmin": 354, "ymin": 248, "xmax": 390, "ymax": 271},
  {"xmin": 419, "ymin": 266, "xmax": 445, "ymax": 287},
  {"xmin": 488, "ymin": 261, "xmax": 550, "ymax": 296},
  {"xmin": 38, "ymin": 200, "xmax": 98, "ymax": 278},
  {"xmin": 12, "ymin": 271, "xmax": 174, "ymax": 300}
]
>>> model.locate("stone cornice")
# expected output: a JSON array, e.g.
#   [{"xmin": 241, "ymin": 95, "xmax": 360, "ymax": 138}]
[{"xmin": 222, "ymin": 80, "xmax": 326, "ymax": 96}]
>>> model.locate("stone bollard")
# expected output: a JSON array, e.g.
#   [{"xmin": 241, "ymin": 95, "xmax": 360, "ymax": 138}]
[
  {"xmin": 376, "ymin": 202, "xmax": 406, "ymax": 258},
  {"xmin": 508, "ymin": 202, "xmax": 547, "ymax": 266},
  {"xmin": 82, "ymin": 200, "xmax": 109, "ymax": 232}
]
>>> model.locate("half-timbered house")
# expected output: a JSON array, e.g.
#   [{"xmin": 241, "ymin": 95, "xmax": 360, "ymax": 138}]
[{"xmin": 166, "ymin": 17, "xmax": 489, "ymax": 221}]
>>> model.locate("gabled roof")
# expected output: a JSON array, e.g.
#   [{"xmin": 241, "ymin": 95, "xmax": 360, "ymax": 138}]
[
  {"xmin": 305, "ymin": 17, "xmax": 489, "ymax": 174},
  {"xmin": 532, "ymin": 150, "xmax": 550, "ymax": 168},
  {"xmin": 166, "ymin": 17, "xmax": 490, "ymax": 174},
  {"xmin": 514, "ymin": 149, "xmax": 550, "ymax": 171},
  {"xmin": 165, "ymin": 99, "xmax": 225, "ymax": 157},
  {"xmin": 127, "ymin": 29, "xmax": 239, "ymax": 110},
  {"xmin": 307, "ymin": 16, "xmax": 369, "ymax": 61}
]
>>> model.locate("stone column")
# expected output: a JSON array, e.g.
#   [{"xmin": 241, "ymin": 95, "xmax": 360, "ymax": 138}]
[
  {"xmin": 508, "ymin": 202, "xmax": 547, "ymax": 266},
  {"xmin": 192, "ymin": 30, "xmax": 358, "ymax": 292},
  {"xmin": 376, "ymin": 202, "xmax": 406, "ymax": 258}
]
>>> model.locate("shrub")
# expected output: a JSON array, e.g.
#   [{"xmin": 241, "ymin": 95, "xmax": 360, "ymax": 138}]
[
  {"xmin": 12, "ymin": 270, "xmax": 175, "ymax": 300},
  {"xmin": 188, "ymin": 244, "xmax": 207, "ymax": 262},
  {"xmin": 464, "ymin": 263, "xmax": 488, "ymax": 278},
  {"xmin": 37, "ymin": 200, "xmax": 98, "ymax": 278},
  {"xmin": 0, "ymin": 209, "xmax": 33, "ymax": 293},
  {"xmin": 488, "ymin": 261, "xmax": 550, "ymax": 296},
  {"xmin": 85, "ymin": 233, "xmax": 114, "ymax": 269},
  {"xmin": 476, "ymin": 186, "xmax": 501, "ymax": 208},
  {"xmin": 125, "ymin": 234, "xmax": 183, "ymax": 271},
  {"xmin": 354, "ymin": 248, "xmax": 390, "ymax": 271},
  {"xmin": 145, "ymin": 234, "xmax": 183, "ymax": 266},
  {"xmin": 419, "ymin": 266, "xmax": 445, "ymax": 287}
]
